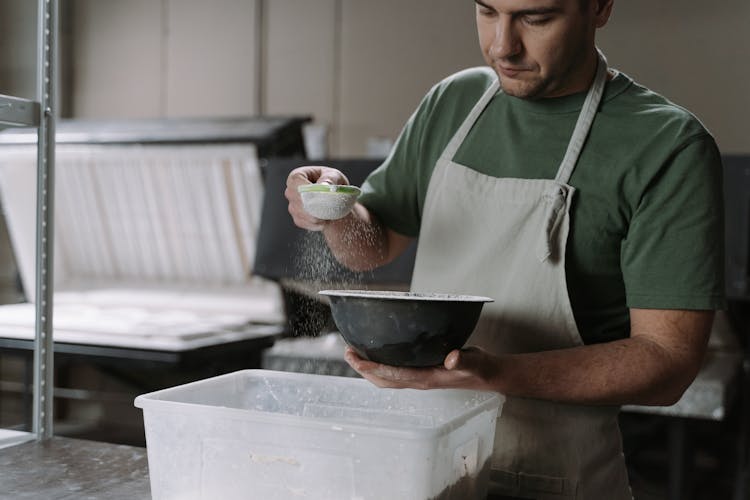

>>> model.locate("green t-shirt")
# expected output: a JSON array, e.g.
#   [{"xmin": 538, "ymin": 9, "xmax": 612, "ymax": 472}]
[{"xmin": 359, "ymin": 67, "xmax": 726, "ymax": 345}]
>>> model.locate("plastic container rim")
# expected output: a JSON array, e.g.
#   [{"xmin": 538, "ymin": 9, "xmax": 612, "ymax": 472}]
[{"xmin": 134, "ymin": 369, "xmax": 502, "ymax": 440}]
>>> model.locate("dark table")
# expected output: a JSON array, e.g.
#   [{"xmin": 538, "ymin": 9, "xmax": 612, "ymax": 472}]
[
  {"xmin": 0, "ymin": 436, "xmax": 150, "ymax": 499},
  {"xmin": 0, "ymin": 324, "xmax": 284, "ymax": 439}
]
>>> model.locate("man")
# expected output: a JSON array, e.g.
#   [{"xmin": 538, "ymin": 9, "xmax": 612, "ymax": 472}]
[{"xmin": 286, "ymin": 0, "xmax": 725, "ymax": 498}]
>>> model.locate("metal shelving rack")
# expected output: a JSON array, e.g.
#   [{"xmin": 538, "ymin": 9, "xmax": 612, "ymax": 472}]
[{"xmin": 0, "ymin": 0, "xmax": 57, "ymax": 442}]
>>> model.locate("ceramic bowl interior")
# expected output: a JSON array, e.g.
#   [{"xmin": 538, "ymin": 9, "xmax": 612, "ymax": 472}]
[
  {"xmin": 319, "ymin": 290, "xmax": 493, "ymax": 367},
  {"xmin": 298, "ymin": 184, "xmax": 361, "ymax": 220}
]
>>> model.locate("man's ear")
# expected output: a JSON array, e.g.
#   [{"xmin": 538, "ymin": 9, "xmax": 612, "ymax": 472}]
[{"xmin": 594, "ymin": 0, "xmax": 614, "ymax": 28}]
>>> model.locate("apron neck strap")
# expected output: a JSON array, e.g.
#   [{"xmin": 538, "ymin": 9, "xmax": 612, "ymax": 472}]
[
  {"xmin": 440, "ymin": 77, "xmax": 500, "ymax": 162},
  {"xmin": 440, "ymin": 49, "xmax": 609, "ymax": 176},
  {"xmin": 554, "ymin": 49, "xmax": 609, "ymax": 184}
]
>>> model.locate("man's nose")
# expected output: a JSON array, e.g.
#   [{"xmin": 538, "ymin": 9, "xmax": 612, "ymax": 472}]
[{"xmin": 489, "ymin": 17, "xmax": 521, "ymax": 59}]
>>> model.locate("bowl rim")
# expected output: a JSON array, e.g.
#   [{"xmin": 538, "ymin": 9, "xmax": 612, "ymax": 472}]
[
  {"xmin": 319, "ymin": 289, "xmax": 493, "ymax": 303},
  {"xmin": 297, "ymin": 183, "xmax": 362, "ymax": 195}
]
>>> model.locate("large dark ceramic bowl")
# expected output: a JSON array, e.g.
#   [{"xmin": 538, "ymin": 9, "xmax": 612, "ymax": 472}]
[{"xmin": 319, "ymin": 290, "xmax": 493, "ymax": 367}]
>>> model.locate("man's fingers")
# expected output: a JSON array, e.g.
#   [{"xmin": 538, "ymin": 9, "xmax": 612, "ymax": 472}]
[
  {"xmin": 344, "ymin": 347, "xmax": 377, "ymax": 371},
  {"xmin": 344, "ymin": 347, "xmax": 431, "ymax": 389},
  {"xmin": 444, "ymin": 347, "xmax": 483, "ymax": 371},
  {"xmin": 345, "ymin": 347, "xmax": 405, "ymax": 381},
  {"xmin": 288, "ymin": 202, "xmax": 325, "ymax": 231},
  {"xmin": 287, "ymin": 166, "xmax": 350, "ymax": 187},
  {"xmin": 318, "ymin": 166, "xmax": 350, "ymax": 186}
]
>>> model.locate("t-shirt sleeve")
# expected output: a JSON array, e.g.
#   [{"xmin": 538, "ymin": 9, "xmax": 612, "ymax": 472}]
[
  {"xmin": 622, "ymin": 134, "xmax": 726, "ymax": 310},
  {"xmin": 358, "ymin": 87, "xmax": 440, "ymax": 238}
]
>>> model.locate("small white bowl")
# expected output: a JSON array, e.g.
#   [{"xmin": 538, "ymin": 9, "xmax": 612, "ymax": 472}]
[{"xmin": 298, "ymin": 184, "xmax": 361, "ymax": 220}]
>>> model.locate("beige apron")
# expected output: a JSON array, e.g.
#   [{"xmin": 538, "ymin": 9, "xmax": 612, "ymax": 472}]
[{"xmin": 411, "ymin": 52, "xmax": 632, "ymax": 499}]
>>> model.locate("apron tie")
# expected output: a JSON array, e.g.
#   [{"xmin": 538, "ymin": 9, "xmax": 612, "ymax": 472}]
[{"xmin": 537, "ymin": 185, "xmax": 568, "ymax": 262}]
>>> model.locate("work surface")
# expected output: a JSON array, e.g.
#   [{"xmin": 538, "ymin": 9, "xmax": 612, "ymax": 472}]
[{"xmin": 0, "ymin": 436, "xmax": 150, "ymax": 499}]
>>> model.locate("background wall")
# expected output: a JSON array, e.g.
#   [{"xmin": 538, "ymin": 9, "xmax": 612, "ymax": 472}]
[
  {"xmin": 597, "ymin": 0, "xmax": 749, "ymax": 156},
  {"xmin": 0, "ymin": 0, "xmax": 37, "ymax": 100},
  {"xmin": 68, "ymin": 0, "xmax": 261, "ymax": 118},
  {"xmin": 1, "ymin": 0, "xmax": 748, "ymax": 156}
]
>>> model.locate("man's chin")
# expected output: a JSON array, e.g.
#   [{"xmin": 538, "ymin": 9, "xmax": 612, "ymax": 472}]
[
  {"xmin": 500, "ymin": 83, "xmax": 537, "ymax": 99},
  {"xmin": 499, "ymin": 77, "xmax": 548, "ymax": 100}
]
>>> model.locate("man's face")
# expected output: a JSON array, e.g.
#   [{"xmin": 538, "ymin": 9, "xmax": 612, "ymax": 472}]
[{"xmin": 476, "ymin": 0, "xmax": 611, "ymax": 99}]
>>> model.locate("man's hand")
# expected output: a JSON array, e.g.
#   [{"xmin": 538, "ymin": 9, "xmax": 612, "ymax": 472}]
[
  {"xmin": 344, "ymin": 346, "xmax": 500, "ymax": 391},
  {"xmin": 284, "ymin": 165, "xmax": 414, "ymax": 271},
  {"xmin": 285, "ymin": 166, "xmax": 351, "ymax": 231}
]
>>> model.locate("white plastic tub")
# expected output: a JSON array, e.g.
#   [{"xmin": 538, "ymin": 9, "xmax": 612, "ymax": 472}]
[{"xmin": 135, "ymin": 369, "xmax": 502, "ymax": 500}]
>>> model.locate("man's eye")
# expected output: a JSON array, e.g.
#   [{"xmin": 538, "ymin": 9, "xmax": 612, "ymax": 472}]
[
  {"xmin": 478, "ymin": 6, "xmax": 496, "ymax": 17},
  {"xmin": 523, "ymin": 15, "xmax": 552, "ymax": 26}
]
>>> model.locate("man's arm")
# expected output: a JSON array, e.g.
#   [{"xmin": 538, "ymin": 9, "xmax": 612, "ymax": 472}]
[
  {"xmin": 345, "ymin": 308, "xmax": 713, "ymax": 406},
  {"xmin": 321, "ymin": 203, "xmax": 413, "ymax": 271}
]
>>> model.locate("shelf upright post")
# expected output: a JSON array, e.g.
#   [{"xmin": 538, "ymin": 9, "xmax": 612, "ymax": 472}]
[{"xmin": 32, "ymin": 0, "xmax": 57, "ymax": 441}]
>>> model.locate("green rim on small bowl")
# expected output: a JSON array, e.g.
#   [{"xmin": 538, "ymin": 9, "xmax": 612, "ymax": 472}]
[{"xmin": 297, "ymin": 184, "xmax": 362, "ymax": 195}]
